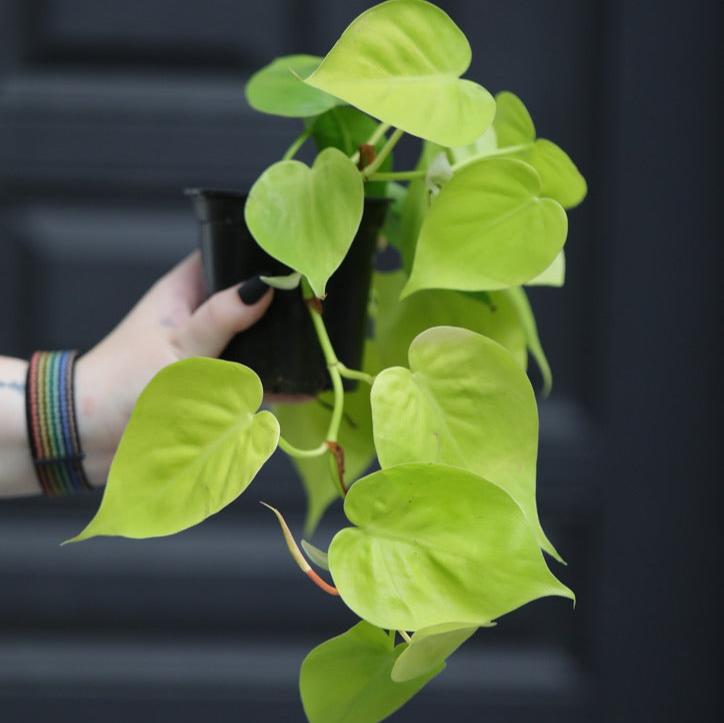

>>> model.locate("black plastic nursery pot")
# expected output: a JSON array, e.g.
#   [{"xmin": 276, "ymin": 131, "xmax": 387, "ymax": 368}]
[{"xmin": 186, "ymin": 189, "xmax": 388, "ymax": 395}]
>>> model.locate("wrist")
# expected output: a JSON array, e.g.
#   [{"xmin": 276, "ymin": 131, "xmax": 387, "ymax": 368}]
[{"xmin": 74, "ymin": 351, "xmax": 119, "ymax": 487}]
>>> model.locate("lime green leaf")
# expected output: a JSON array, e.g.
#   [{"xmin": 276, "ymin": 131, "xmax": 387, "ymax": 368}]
[
  {"xmin": 505, "ymin": 287, "xmax": 553, "ymax": 397},
  {"xmin": 300, "ymin": 621, "xmax": 441, "ymax": 723},
  {"xmin": 309, "ymin": 106, "xmax": 392, "ymax": 198},
  {"xmin": 370, "ymin": 270, "xmax": 527, "ymax": 372},
  {"xmin": 493, "ymin": 92, "xmax": 587, "ymax": 209},
  {"xmin": 493, "ymin": 90, "xmax": 535, "ymax": 146},
  {"xmin": 67, "ymin": 359, "xmax": 279, "ymax": 542},
  {"xmin": 301, "ymin": 540, "xmax": 329, "ymax": 571},
  {"xmin": 244, "ymin": 54, "xmax": 342, "ymax": 117},
  {"xmin": 394, "ymin": 141, "xmax": 441, "ymax": 273},
  {"xmin": 304, "ymin": 0, "xmax": 495, "ymax": 147},
  {"xmin": 329, "ymin": 463, "xmax": 573, "ymax": 630},
  {"xmin": 391, "ymin": 624, "xmax": 478, "ymax": 682},
  {"xmin": 526, "ymin": 251, "xmax": 565, "ymax": 287},
  {"xmin": 370, "ymin": 326, "xmax": 560, "ymax": 560},
  {"xmin": 245, "ymin": 147, "xmax": 364, "ymax": 298},
  {"xmin": 520, "ymin": 139, "xmax": 587, "ymax": 209},
  {"xmin": 273, "ymin": 384, "xmax": 375, "ymax": 536},
  {"xmin": 403, "ymin": 158, "xmax": 568, "ymax": 297},
  {"xmin": 380, "ymin": 182, "xmax": 407, "ymax": 248}
]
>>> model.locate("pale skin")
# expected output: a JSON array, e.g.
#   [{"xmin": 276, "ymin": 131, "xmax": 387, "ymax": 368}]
[{"xmin": 0, "ymin": 251, "xmax": 273, "ymax": 497}]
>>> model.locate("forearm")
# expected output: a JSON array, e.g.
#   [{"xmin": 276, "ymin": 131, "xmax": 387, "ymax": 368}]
[
  {"xmin": 0, "ymin": 356, "xmax": 36, "ymax": 496},
  {"xmin": 0, "ymin": 255, "xmax": 272, "ymax": 499}
]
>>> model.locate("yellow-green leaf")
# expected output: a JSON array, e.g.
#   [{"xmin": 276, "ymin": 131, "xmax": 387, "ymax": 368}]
[
  {"xmin": 300, "ymin": 621, "xmax": 441, "ymax": 723},
  {"xmin": 370, "ymin": 270, "xmax": 528, "ymax": 372},
  {"xmin": 245, "ymin": 54, "xmax": 342, "ymax": 117},
  {"xmin": 391, "ymin": 623, "xmax": 478, "ymax": 682},
  {"xmin": 245, "ymin": 147, "xmax": 364, "ymax": 298},
  {"xmin": 370, "ymin": 326, "xmax": 561, "ymax": 560},
  {"xmin": 304, "ymin": 0, "xmax": 495, "ymax": 147},
  {"xmin": 68, "ymin": 359, "xmax": 279, "ymax": 542},
  {"xmin": 403, "ymin": 158, "xmax": 568, "ymax": 296},
  {"xmin": 329, "ymin": 463, "xmax": 573, "ymax": 630}
]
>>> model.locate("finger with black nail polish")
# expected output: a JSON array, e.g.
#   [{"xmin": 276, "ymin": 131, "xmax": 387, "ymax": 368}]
[{"xmin": 238, "ymin": 276, "xmax": 270, "ymax": 305}]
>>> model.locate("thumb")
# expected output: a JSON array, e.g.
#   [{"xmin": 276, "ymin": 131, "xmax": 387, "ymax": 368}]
[{"xmin": 171, "ymin": 276, "xmax": 273, "ymax": 359}]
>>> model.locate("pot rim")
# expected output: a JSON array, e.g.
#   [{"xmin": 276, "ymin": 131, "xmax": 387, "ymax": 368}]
[{"xmin": 185, "ymin": 187, "xmax": 391, "ymax": 206}]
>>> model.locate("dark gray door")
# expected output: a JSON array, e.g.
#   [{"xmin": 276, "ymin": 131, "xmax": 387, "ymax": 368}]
[{"xmin": 0, "ymin": 1, "xmax": 717, "ymax": 722}]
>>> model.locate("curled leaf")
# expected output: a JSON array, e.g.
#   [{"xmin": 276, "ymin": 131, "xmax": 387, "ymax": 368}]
[
  {"xmin": 301, "ymin": 540, "xmax": 330, "ymax": 571},
  {"xmin": 259, "ymin": 272, "xmax": 302, "ymax": 290}
]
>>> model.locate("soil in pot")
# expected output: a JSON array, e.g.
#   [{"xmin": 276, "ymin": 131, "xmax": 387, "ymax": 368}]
[{"xmin": 186, "ymin": 189, "xmax": 388, "ymax": 395}]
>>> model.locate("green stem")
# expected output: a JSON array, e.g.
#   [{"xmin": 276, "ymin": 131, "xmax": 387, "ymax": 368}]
[
  {"xmin": 366, "ymin": 122, "xmax": 392, "ymax": 148},
  {"xmin": 361, "ymin": 128, "xmax": 404, "ymax": 178},
  {"xmin": 350, "ymin": 122, "xmax": 391, "ymax": 165},
  {"xmin": 337, "ymin": 364, "xmax": 374, "ymax": 385},
  {"xmin": 366, "ymin": 169, "xmax": 426, "ymax": 182},
  {"xmin": 450, "ymin": 142, "xmax": 533, "ymax": 173},
  {"xmin": 282, "ymin": 126, "xmax": 313, "ymax": 161},
  {"xmin": 302, "ymin": 280, "xmax": 345, "ymax": 445},
  {"xmin": 278, "ymin": 437, "xmax": 327, "ymax": 459},
  {"xmin": 310, "ymin": 319, "xmax": 345, "ymax": 444}
]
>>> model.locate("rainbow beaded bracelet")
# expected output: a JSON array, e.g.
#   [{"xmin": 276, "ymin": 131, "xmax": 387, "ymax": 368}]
[{"xmin": 25, "ymin": 351, "xmax": 92, "ymax": 496}]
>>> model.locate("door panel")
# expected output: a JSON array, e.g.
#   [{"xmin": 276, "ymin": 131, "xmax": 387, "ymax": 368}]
[{"xmin": 4, "ymin": 2, "xmax": 712, "ymax": 721}]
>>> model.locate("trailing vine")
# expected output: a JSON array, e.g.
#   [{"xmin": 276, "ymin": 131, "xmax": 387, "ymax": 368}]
[{"xmin": 68, "ymin": 1, "xmax": 587, "ymax": 720}]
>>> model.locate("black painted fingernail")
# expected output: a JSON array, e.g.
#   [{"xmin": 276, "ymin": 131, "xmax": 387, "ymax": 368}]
[{"xmin": 238, "ymin": 275, "xmax": 269, "ymax": 305}]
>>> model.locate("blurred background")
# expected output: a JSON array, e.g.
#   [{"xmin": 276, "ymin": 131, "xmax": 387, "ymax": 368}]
[{"xmin": 0, "ymin": 1, "xmax": 719, "ymax": 721}]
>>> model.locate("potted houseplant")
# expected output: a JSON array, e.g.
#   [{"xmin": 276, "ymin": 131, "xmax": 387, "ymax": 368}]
[{"xmin": 68, "ymin": 1, "xmax": 587, "ymax": 720}]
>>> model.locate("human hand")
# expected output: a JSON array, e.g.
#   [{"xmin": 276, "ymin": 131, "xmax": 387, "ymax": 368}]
[{"xmin": 75, "ymin": 251, "xmax": 273, "ymax": 486}]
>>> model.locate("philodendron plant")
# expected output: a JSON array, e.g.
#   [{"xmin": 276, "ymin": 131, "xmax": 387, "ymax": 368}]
[{"xmin": 69, "ymin": 1, "xmax": 587, "ymax": 720}]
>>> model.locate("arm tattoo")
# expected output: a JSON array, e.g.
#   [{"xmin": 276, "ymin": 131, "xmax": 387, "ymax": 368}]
[{"xmin": 0, "ymin": 380, "xmax": 25, "ymax": 394}]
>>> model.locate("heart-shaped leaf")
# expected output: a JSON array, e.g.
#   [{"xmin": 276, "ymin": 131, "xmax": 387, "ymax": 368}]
[
  {"xmin": 329, "ymin": 463, "xmax": 573, "ymax": 630},
  {"xmin": 370, "ymin": 326, "xmax": 561, "ymax": 560},
  {"xmin": 488, "ymin": 91, "xmax": 587, "ymax": 209},
  {"xmin": 520, "ymin": 139, "xmax": 588, "ymax": 210},
  {"xmin": 245, "ymin": 147, "xmax": 364, "ymax": 298},
  {"xmin": 67, "ymin": 359, "xmax": 279, "ymax": 542},
  {"xmin": 300, "ymin": 621, "xmax": 441, "ymax": 723},
  {"xmin": 273, "ymin": 383, "xmax": 375, "ymax": 536},
  {"xmin": 370, "ymin": 270, "xmax": 528, "ymax": 373},
  {"xmin": 245, "ymin": 54, "xmax": 342, "ymax": 117},
  {"xmin": 391, "ymin": 623, "xmax": 478, "ymax": 682},
  {"xmin": 402, "ymin": 158, "xmax": 568, "ymax": 297},
  {"xmin": 304, "ymin": 0, "xmax": 495, "ymax": 147}
]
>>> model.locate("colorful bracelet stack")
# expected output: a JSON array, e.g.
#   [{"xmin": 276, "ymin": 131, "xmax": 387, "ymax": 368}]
[{"xmin": 25, "ymin": 350, "xmax": 92, "ymax": 496}]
